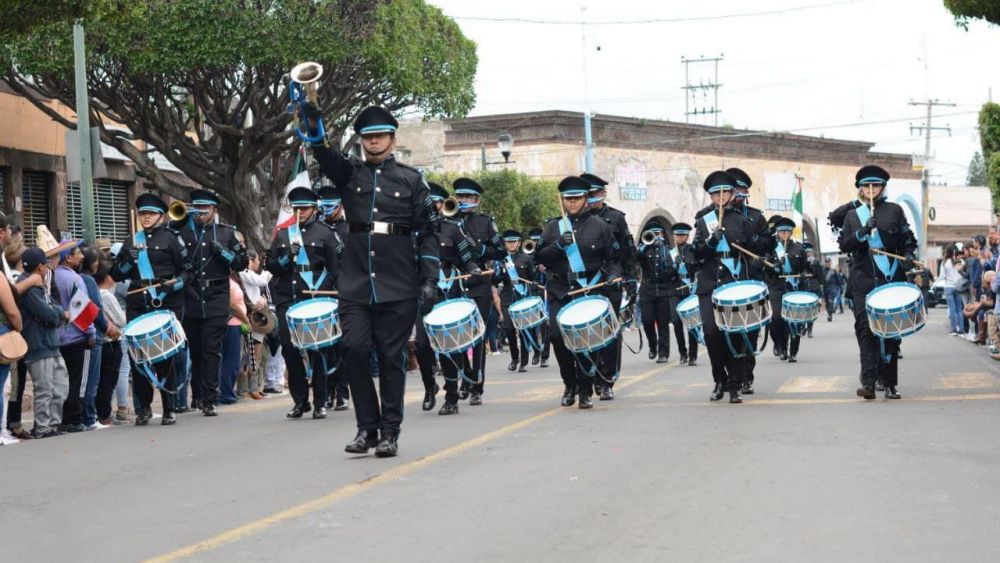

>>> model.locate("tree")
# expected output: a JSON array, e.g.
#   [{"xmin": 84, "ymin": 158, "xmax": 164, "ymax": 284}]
[
  {"xmin": 0, "ymin": 1, "xmax": 124, "ymax": 36},
  {"xmin": 980, "ymin": 102, "xmax": 1000, "ymax": 210},
  {"xmin": 967, "ymin": 151, "xmax": 987, "ymax": 185},
  {"xmin": 0, "ymin": 0, "xmax": 477, "ymax": 251},
  {"xmin": 429, "ymin": 170, "xmax": 561, "ymax": 235},
  {"xmin": 943, "ymin": 1, "xmax": 1000, "ymax": 28}
]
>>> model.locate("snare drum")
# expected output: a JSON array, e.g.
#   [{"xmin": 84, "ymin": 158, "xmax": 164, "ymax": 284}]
[
  {"xmin": 508, "ymin": 296, "xmax": 547, "ymax": 331},
  {"xmin": 865, "ymin": 282, "xmax": 926, "ymax": 339},
  {"xmin": 423, "ymin": 298, "xmax": 485, "ymax": 354},
  {"xmin": 124, "ymin": 311, "xmax": 187, "ymax": 365},
  {"xmin": 712, "ymin": 280, "xmax": 771, "ymax": 333},
  {"xmin": 285, "ymin": 298, "xmax": 342, "ymax": 351},
  {"xmin": 556, "ymin": 295, "xmax": 621, "ymax": 354},
  {"xmin": 676, "ymin": 295, "xmax": 702, "ymax": 333},
  {"xmin": 781, "ymin": 291, "xmax": 821, "ymax": 325}
]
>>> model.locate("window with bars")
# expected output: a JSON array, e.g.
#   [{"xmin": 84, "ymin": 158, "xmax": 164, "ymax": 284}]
[
  {"xmin": 67, "ymin": 180, "xmax": 132, "ymax": 243},
  {"xmin": 0, "ymin": 169, "xmax": 6, "ymax": 210},
  {"xmin": 22, "ymin": 172, "xmax": 50, "ymax": 246}
]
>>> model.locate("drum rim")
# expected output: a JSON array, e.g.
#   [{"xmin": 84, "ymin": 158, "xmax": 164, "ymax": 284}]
[
  {"xmin": 865, "ymin": 282, "xmax": 923, "ymax": 313},
  {"xmin": 677, "ymin": 295, "xmax": 700, "ymax": 313},
  {"xmin": 424, "ymin": 297, "xmax": 480, "ymax": 327},
  {"xmin": 286, "ymin": 297, "xmax": 339, "ymax": 318},
  {"xmin": 510, "ymin": 295, "xmax": 544, "ymax": 311},
  {"xmin": 712, "ymin": 280, "xmax": 769, "ymax": 307},
  {"xmin": 556, "ymin": 295, "xmax": 612, "ymax": 328}
]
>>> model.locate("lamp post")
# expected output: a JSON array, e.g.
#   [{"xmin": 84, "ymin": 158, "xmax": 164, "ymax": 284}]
[{"xmin": 481, "ymin": 132, "xmax": 516, "ymax": 170}]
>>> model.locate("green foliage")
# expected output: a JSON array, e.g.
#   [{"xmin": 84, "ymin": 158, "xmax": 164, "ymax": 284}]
[
  {"xmin": 944, "ymin": 0, "xmax": 1000, "ymax": 28},
  {"xmin": 0, "ymin": 1, "xmax": 124, "ymax": 36},
  {"xmin": 979, "ymin": 102, "xmax": 1000, "ymax": 211},
  {"xmin": 987, "ymin": 152, "xmax": 1000, "ymax": 211},
  {"xmin": 967, "ymin": 151, "xmax": 987, "ymax": 185},
  {"xmin": 429, "ymin": 170, "xmax": 561, "ymax": 234}
]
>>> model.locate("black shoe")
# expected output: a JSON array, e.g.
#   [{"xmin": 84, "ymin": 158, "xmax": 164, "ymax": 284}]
[
  {"xmin": 678, "ymin": 353, "xmax": 687, "ymax": 365},
  {"xmin": 741, "ymin": 382, "xmax": 754, "ymax": 395},
  {"xmin": 375, "ymin": 434, "xmax": 399, "ymax": 458},
  {"xmin": 324, "ymin": 399, "xmax": 334, "ymax": 409},
  {"xmin": 135, "ymin": 410, "xmax": 151, "ymax": 426},
  {"xmin": 174, "ymin": 406, "xmax": 190, "ymax": 414},
  {"xmin": 64, "ymin": 423, "xmax": 85, "ymax": 433},
  {"xmin": 780, "ymin": 353, "xmax": 788, "ymax": 361},
  {"xmin": 263, "ymin": 387, "xmax": 282, "ymax": 394},
  {"xmin": 286, "ymin": 403, "xmax": 308, "ymax": 419},
  {"xmin": 531, "ymin": 352, "xmax": 540, "ymax": 366},
  {"xmin": 469, "ymin": 392, "xmax": 482, "ymax": 406},
  {"xmin": 561, "ymin": 386, "xmax": 576, "ymax": 407},
  {"xmin": 648, "ymin": 344, "xmax": 658, "ymax": 360},
  {"xmin": 518, "ymin": 363, "xmax": 528, "ymax": 373},
  {"xmin": 856, "ymin": 387, "xmax": 876, "ymax": 400},
  {"xmin": 788, "ymin": 356, "xmax": 797, "ymax": 363},
  {"xmin": 422, "ymin": 384, "xmax": 439, "ymax": 411},
  {"xmin": 161, "ymin": 412, "xmax": 177, "ymax": 426},
  {"xmin": 773, "ymin": 347, "xmax": 782, "ymax": 357},
  {"xmin": 438, "ymin": 401, "xmax": 459, "ymax": 415},
  {"xmin": 599, "ymin": 387, "xmax": 614, "ymax": 401},
  {"xmin": 191, "ymin": 399, "xmax": 202, "ymax": 410},
  {"xmin": 656, "ymin": 353, "xmax": 668, "ymax": 364},
  {"xmin": 334, "ymin": 396, "xmax": 350, "ymax": 411},
  {"xmin": 578, "ymin": 395, "xmax": 593, "ymax": 409},
  {"xmin": 458, "ymin": 382, "xmax": 470, "ymax": 400},
  {"xmin": 202, "ymin": 404, "xmax": 218, "ymax": 417},
  {"xmin": 807, "ymin": 332, "xmax": 813, "ymax": 338},
  {"xmin": 507, "ymin": 360, "xmax": 518, "ymax": 372},
  {"xmin": 827, "ymin": 315, "xmax": 832, "ymax": 322},
  {"xmin": 540, "ymin": 358, "xmax": 549, "ymax": 368},
  {"xmin": 885, "ymin": 386, "xmax": 901, "ymax": 400},
  {"xmin": 687, "ymin": 357, "xmax": 697, "ymax": 367},
  {"xmin": 875, "ymin": 380, "xmax": 886, "ymax": 392},
  {"xmin": 344, "ymin": 430, "xmax": 380, "ymax": 454},
  {"xmin": 312, "ymin": 407, "xmax": 327, "ymax": 419},
  {"xmin": 710, "ymin": 383, "xmax": 725, "ymax": 401},
  {"xmin": 729, "ymin": 391, "xmax": 743, "ymax": 404}
]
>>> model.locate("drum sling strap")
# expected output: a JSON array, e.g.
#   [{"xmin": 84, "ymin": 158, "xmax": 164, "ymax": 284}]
[
  {"xmin": 560, "ymin": 217, "xmax": 602, "ymax": 289},
  {"xmin": 855, "ymin": 204, "xmax": 900, "ymax": 362},
  {"xmin": 135, "ymin": 230, "xmax": 167, "ymax": 306},
  {"xmin": 505, "ymin": 256, "xmax": 546, "ymax": 353},
  {"xmin": 287, "ymin": 221, "xmax": 332, "ymax": 381}
]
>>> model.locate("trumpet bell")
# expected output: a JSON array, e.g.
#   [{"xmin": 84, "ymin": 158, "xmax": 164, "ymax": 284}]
[
  {"xmin": 522, "ymin": 240, "xmax": 536, "ymax": 254},
  {"xmin": 441, "ymin": 197, "xmax": 460, "ymax": 218},
  {"xmin": 640, "ymin": 230, "xmax": 658, "ymax": 245},
  {"xmin": 168, "ymin": 200, "xmax": 188, "ymax": 222},
  {"xmin": 290, "ymin": 61, "xmax": 323, "ymax": 84}
]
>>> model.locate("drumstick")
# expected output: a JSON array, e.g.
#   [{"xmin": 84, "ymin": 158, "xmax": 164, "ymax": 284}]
[
  {"xmin": 126, "ymin": 279, "xmax": 177, "ymax": 296},
  {"xmin": 567, "ymin": 277, "xmax": 623, "ymax": 297},
  {"xmin": 441, "ymin": 269, "xmax": 495, "ymax": 283},
  {"xmin": 871, "ymin": 248, "xmax": 924, "ymax": 268},
  {"xmin": 729, "ymin": 243, "xmax": 777, "ymax": 268},
  {"xmin": 303, "ymin": 290, "xmax": 338, "ymax": 296},
  {"xmin": 779, "ymin": 274, "xmax": 812, "ymax": 279}
]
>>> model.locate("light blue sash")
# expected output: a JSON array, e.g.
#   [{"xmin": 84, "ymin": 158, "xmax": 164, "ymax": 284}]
[{"xmin": 855, "ymin": 205, "xmax": 898, "ymax": 279}]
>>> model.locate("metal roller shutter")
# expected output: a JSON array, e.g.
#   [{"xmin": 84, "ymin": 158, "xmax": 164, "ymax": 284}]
[
  {"xmin": 0, "ymin": 169, "xmax": 6, "ymax": 210},
  {"xmin": 67, "ymin": 180, "xmax": 132, "ymax": 243},
  {"xmin": 22, "ymin": 172, "xmax": 50, "ymax": 246}
]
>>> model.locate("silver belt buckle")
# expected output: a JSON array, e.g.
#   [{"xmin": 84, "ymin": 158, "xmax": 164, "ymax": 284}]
[{"xmin": 371, "ymin": 221, "xmax": 390, "ymax": 235}]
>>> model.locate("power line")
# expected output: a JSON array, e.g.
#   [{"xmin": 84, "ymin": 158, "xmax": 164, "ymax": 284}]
[{"xmin": 453, "ymin": 0, "xmax": 864, "ymax": 25}]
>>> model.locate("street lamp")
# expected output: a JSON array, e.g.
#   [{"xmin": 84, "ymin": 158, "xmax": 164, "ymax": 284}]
[{"xmin": 481, "ymin": 132, "xmax": 515, "ymax": 170}]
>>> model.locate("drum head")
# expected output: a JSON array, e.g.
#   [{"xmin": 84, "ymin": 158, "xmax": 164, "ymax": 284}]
[
  {"xmin": 867, "ymin": 284, "xmax": 921, "ymax": 310},
  {"xmin": 425, "ymin": 299, "xmax": 477, "ymax": 325},
  {"xmin": 124, "ymin": 311, "xmax": 174, "ymax": 337},
  {"xmin": 677, "ymin": 296, "xmax": 699, "ymax": 313},
  {"xmin": 559, "ymin": 297, "xmax": 610, "ymax": 326},
  {"xmin": 287, "ymin": 298, "xmax": 338, "ymax": 320},
  {"xmin": 783, "ymin": 292, "xmax": 819, "ymax": 305},
  {"xmin": 714, "ymin": 281, "xmax": 767, "ymax": 303},
  {"xmin": 510, "ymin": 296, "xmax": 542, "ymax": 312}
]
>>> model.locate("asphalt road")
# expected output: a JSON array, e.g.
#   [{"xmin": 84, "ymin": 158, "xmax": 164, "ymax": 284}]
[{"xmin": 2, "ymin": 308, "xmax": 998, "ymax": 562}]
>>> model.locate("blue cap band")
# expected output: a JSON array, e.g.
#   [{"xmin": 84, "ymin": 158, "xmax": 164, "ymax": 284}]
[
  {"xmin": 857, "ymin": 177, "xmax": 886, "ymax": 186},
  {"xmin": 707, "ymin": 185, "xmax": 734, "ymax": 193},
  {"xmin": 319, "ymin": 199, "xmax": 340, "ymax": 206},
  {"xmin": 192, "ymin": 199, "xmax": 216, "ymax": 206},
  {"xmin": 588, "ymin": 185, "xmax": 605, "ymax": 191},
  {"xmin": 290, "ymin": 200, "xmax": 317, "ymax": 207},
  {"xmin": 776, "ymin": 226, "xmax": 794, "ymax": 232},
  {"xmin": 430, "ymin": 195, "xmax": 445, "ymax": 202},
  {"xmin": 454, "ymin": 189, "xmax": 480, "ymax": 196},
  {"xmin": 360, "ymin": 125, "xmax": 397, "ymax": 134},
  {"xmin": 138, "ymin": 206, "xmax": 164, "ymax": 213},
  {"xmin": 672, "ymin": 229, "xmax": 690, "ymax": 235},
  {"xmin": 503, "ymin": 237, "xmax": 521, "ymax": 242},
  {"xmin": 562, "ymin": 189, "xmax": 588, "ymax": 197},
  {"xmin": 735, "ymin": 180, "xmax": 749, "ymax": 188},
  {"xmin": 648, "ymin": 227, "xmax": 664, "ymax": 233}
]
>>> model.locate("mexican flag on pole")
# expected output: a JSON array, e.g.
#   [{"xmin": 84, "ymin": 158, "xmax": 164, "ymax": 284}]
[
  {"xmin": 68, "ymin": 284, "xmax": 99, "ymax": 332},
  {"xmin": 791, "ymin": 175, "xmax": 804, "ymax": 240},
  {"xmin": 272, "ymin": 149, "xmax": 311, "ymax": 239}
]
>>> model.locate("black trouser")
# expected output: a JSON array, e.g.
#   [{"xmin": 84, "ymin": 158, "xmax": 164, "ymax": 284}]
[
  {"xmin": 467, "ymin": 295, "xmax": 492, "ymax": 394},
  {"xmin": 824, "ymin": 293, "xmax": 837, "ymax": 319},
  {"xmin": 853, "ymin": 291, "xmax": 899, "ymax": 388},
  {"xmin": 96, "ymin": 341, "xmax": 123, "ymax": 421},
  {"xmin": 547, "ymin": 296, "xmax": 598, "ymax": 398},
  {"xmin": 599, "ymin": 287, "xmax": 623, "ymax": 387},
  {"xmin": 184, "ymin": 316, "xmax": 227, "ymax": 407},
  {"xmin": 324, "ymin": 345, "xmax": 349, "ymax": 402},
  {"xmin": 6, "ymin": 361, "xmax": 27, "ymax": 429},
  {"xmin": 413, "ymin": 313, "xmax": 439, "ymax": 394},
  {"xmin": 640, "ymin": 291, "xmax": 672, "ymax": 357},
  {"xmin": 668, "ymin": 295, "xmax": 697, "ymax": 360},
  {"xmin": 770, "ymin": 291, "xmax": 787, "ymax": 354},
  {"xmin": 501, "ymin": 298, "xmax": 530, "ymax": 367},
  {"xmin": 341, "ymin": 298, "xmax": 418, "ymax": 437},
  {"xmin": 133, "ymin": 355, "xmax": 176, "ymax": 415},
  {"xmin": 277, "ymin": 304, "xmax": 328, "ymax": 409},
  {"xmin": 60, "ymin": 342, "xmax": 89, "ymax": 426},
  {"xmin": 539, "ymin": 318, "xmax": 551, "ymax": 360},
  {"xmin": 698, "ymin": 294, "xmax": 747, "ymax": 393}
]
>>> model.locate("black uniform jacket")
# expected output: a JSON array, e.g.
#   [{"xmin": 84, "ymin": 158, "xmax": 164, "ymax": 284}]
[
  {"xmin": 766, "ymin": 239, "xmax": 807, "ymax": 295},
  {"xmin": 638, "ymin": 239, "xmax": 678, "ymax": 299},
  {"xmin": 687, "ymin": 204, "xmax": 758, "ymax": 295},
  {"xmin": 837, "ymin": 197, "xmax": 917, "ymax": 296},
  {"xmin": 498, "ymin": 251, "xmax": 536, "ymax": 304},
  {"xmin": 266, "ymin": 216, "xmax": 340, "ymax": 309},
  {"xmin": 112, "ymin": 224, "xmax": 193, "ymax": 316},
  {"xmin": 593, "ymin": 204, "xmax": 638, "ymax": 282},
  {"xmin": 312, "ymin": 146, "xmax": 439, "ymax": 304},
  {"xmin": 181, "ymin": 222, "xmax": 249, "ymax": 319},
  {"xmin": 536, "ymin": 210, "xmax": 621, "ymax": 301}
]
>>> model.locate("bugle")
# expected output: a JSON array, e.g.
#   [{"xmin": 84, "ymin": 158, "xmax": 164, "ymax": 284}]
[
  {"xmin": 640, "ymin": 230, "xmax": 659, "ymax": 245},
  {"xmin": 522, "ymin": 239, "xmax": 536, "ymax": 254},
  {"xmin": 288, "ymin": 61, "xmax": 326, "ymax": 143},
  {"xmin": 441, "ymin": 197, "xmax": 460, "ymax": 218},
  {"xmin": 167, "ymin": 200, "xmax": 205, "ymax": 222}
]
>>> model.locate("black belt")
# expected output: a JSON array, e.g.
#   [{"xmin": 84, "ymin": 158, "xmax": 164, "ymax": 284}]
[
  {"xmin": 195, "ymin": 278, "xmax": 228, "ymax": 289},
  {"xmin": 349, "ymin": 221, "xmax": 412, "ymax": 236}
]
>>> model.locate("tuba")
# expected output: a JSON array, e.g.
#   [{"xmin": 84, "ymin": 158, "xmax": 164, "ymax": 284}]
[
  {"xmin": 441, "ymin": 197, "xmax": 460, "ymax": 218},
  {"xmin": 288, "ymin": 62, "xmax": 326, "ymax": 143},
  {"xmin": 640, "ymin": 230, "xmax": 659, "ymax": 246},
  {"xmin": 522, "ymin": 239, "xmax": 536, "ymax": 254}
]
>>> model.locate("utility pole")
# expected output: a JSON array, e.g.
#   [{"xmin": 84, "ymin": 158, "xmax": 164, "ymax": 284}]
[
  {"xmin": 909, "ymin": 98, "xmax": 955, "ymax": 262},
  {"xmin": 73, "ymin": 22, "xmax": 97, "ymax": 243},
  {"xmin": 681, "ymin": 55, "xmax": 723, "ymax": 126},
  {"xmin": 580, "ymin": 5, "xmax": 594, "ymax": 173}
]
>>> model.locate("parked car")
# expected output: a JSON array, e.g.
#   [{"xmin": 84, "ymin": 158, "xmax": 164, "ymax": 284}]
[{"xmin": 927, "ymin": 280, "xmax": 945, "ymax": 308}]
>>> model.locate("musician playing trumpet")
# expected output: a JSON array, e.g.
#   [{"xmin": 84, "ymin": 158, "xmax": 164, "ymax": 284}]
[{"xmin": 637, "ymin": 220, "xmax": 677, "ymax": 364}]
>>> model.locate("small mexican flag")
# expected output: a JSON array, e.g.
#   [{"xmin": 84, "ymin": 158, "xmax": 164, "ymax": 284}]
[
  {"xmin": 68, "ymin": 284, "xmax": 99, "ymax": 332},
  {"xmin": 791, "ymin": 175, "xmax": 804, "ymax": 240}
]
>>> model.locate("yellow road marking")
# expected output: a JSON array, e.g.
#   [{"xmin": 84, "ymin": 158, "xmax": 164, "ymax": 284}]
[
  {"xmin": 933, "ymin": 372, "xmax": 999, "ymax": 390},
  {"xmin": 143, "ymin": 363, "xmax": 672, "ymax": 563},
  {"xmin": 615, "ymin": 393, "xmax": 1000, "ymax": 409},
  {"xmin": 776, "ymin": 376, "xmax": 851, "ymax": 394}
]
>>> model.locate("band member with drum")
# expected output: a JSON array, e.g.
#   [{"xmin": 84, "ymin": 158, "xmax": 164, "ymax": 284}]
[
  {"xmin": 536, "ymin": 176, "xmax": 620, "ymax": 410},
  {"xmin": 179, "ymin": 188, "xmax": 248, "ymax": 416},
  {"xmin": 527, "ymin": 227, "xmax": 550, "ymax": 368},
  {"xmin": 688, "ymin": 171, "xmax": 760, "ymax": 404},
  {"xmin": 637, "ymin": 220, "xmax": 676, "ymax": 364},
  {"xmin": 838, "ymin": 165, "xmax": 917, "ymax": 400},
  {"xmin": 266, "ymin": 187, "xmax": 340, "ymax": 420},
  {"xmin": 317, "ymin": 185, "xmax": 350, "ymax": 411},
  {"xmin": 800, "ymin": 243, "xmax": 825, "ymax": 338},
  {"xmin": 669, "ymin": 222, "xmax": 698, "ymax": 366},
  {"xmin": 111, "ymin": 193, "xmax": 192, "ymax": 426},
  {"xmin": 449, "ymin": 177, "xmax": 503, "ymax": 405},
  {"xmin": 499, "ymin": 229, "xmax": 536, "ymax": 373},
  {"xmin": 306, "ymin": 105, "xmax": 440, "ymax": 457},
  {"xmin": 582, "ymin": 173, "xmax": 637, "ymax": 400},
  {"xmin": 726, "ymin": 167, "xmax": 774, "ymax": 396},
  {"xmin": 767, "ymin": 217, "xmax": 807, "ymax": 365}
]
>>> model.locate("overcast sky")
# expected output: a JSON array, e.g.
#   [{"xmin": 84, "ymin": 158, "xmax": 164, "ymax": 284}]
[{"xmin": 428, "ymin": 0, "xmax": 999, "ymax": 185}]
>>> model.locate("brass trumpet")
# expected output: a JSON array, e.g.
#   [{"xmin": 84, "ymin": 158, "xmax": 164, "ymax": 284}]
[
  {"xmin": 522, "ymin": 239, "xmax": 536, "ymax": 254},
  {"xmin": 441, "ymin": 197, "xmax": 460, "ymax": 217},
  {"xmin": 640, "ymin": 230, "xmax": 660, "ymax": 245},
  {"xmin": 167, "ymin": 200, "xmax": 205, "ymax": 222},
  {"xmin": 288, "ymin": 61, "xmax": 325, "ymax": 143}
]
